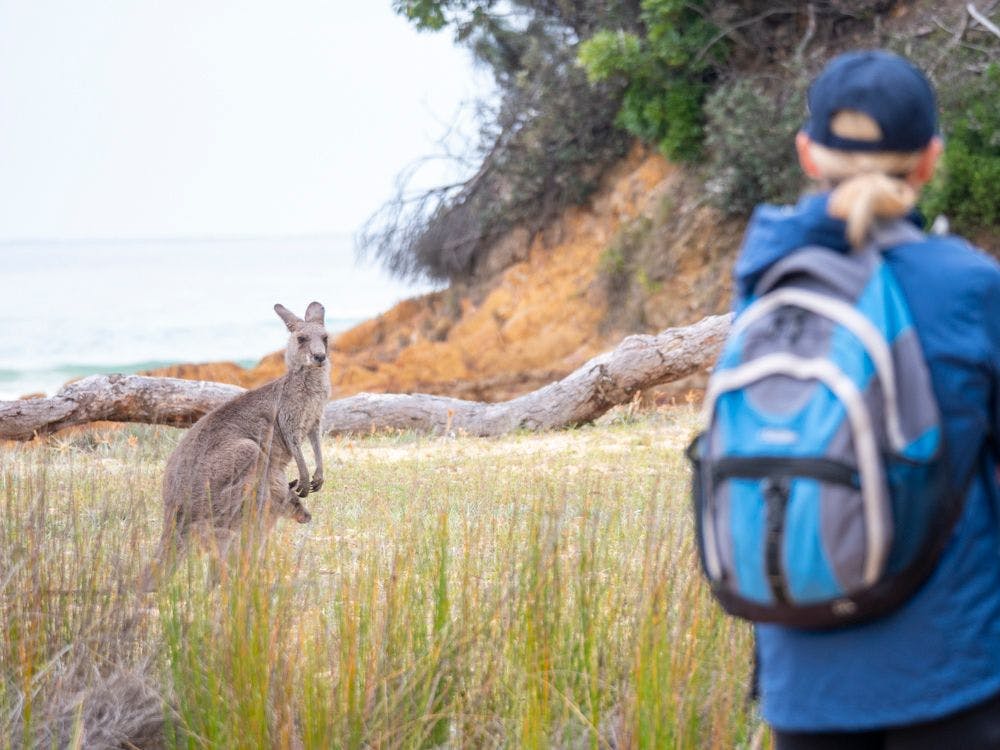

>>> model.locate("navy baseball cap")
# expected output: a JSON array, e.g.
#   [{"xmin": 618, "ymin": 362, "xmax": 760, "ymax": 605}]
[{"xmin": 803, "ymin": 50, "xmax": 938, "ymax": 153}]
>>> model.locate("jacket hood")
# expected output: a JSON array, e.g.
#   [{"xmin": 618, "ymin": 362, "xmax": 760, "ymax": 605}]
[{"xmin": 733, "ymin": 192, "xmax": 850, "ymax": 305}]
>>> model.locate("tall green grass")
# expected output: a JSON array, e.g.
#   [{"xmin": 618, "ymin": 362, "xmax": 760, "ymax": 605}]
[{"xmin": 0, "ymin": 409, "xmax": 763, "ymax": 748}]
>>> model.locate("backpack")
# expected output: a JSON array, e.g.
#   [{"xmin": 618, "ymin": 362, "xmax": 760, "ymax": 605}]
[{"xmin": 687, "ymin": 221, "xmax": 958, "ymax": 629}]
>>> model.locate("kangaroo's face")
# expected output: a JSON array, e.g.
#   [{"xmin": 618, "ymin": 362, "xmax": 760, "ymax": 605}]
[
  {"xmin": 275, "ymin": 302, "xmax": 329, "ymax": 372},
  {"xmin": 287, "ymin": 322, "xmax": 328, "ymax": 371}
]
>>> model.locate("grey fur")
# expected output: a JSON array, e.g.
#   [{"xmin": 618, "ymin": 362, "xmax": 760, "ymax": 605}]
[{"xmin": 151, "ymin": 301, "xmax": 331, "ymax": 578}]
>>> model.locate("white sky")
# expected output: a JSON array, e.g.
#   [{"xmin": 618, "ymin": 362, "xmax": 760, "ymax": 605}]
[{"xmin": 0, "ymin": 1, "xmax": 486, "ymax": 241}]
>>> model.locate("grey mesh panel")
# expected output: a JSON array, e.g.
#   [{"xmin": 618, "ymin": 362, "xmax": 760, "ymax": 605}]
[
  {"xmin": 825, "ymin": 409, "xmax": 892, "ymax": 564},
  {"xmin": 741, "ymin": 307, "xmax": 834, "ymax": 417},
  {"xmin": 891, "ymin": 328, "xmax": 940, "ymax": 441},
  {"xmin": 747, "ymin": 376, "xmax": 817, "ymax": 419},
  {"xmin": 825, "ymin": 415, "xmax": 855, "ymax": 461},
  {"xmin": 742, "ymin": 310, "xmax": 835, "ymax": 360},
  {"xmin": 826, "ymin": 409, "xmax": 889, "ymax": 506},
  {"xmin": 820, "ymin": 482, "xmax": 867, "ymax": 590}
]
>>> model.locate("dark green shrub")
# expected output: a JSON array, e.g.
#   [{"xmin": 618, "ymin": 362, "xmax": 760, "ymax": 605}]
[
  {"xmin": 702, "ymin": 77, "xmax": 807, "ymax": 215},
  {"xmin": 578, "ymin": 0, "xmax": 723, "ymax": 162},
  {"xmin": 921, "ymin": 64, "xmax": 1000, "ymax": 235}
]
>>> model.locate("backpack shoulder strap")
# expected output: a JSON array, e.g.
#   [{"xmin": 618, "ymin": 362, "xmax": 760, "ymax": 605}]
[{"xmin": 866, "ymin": 218, "xmax": 926, "ymax": 252}]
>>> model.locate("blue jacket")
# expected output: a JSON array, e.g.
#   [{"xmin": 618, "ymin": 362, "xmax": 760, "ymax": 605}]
[{"xmin": 734, "ymin": 192, "xmax": 1000, "ymax": 731}]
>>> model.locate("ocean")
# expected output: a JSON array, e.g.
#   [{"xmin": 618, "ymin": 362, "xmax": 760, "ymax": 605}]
[{"xmin": 0, "ymin": 235, "xmax": 437, "ymax": 400}]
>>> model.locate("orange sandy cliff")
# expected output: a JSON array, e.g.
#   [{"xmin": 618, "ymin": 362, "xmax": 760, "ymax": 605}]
[{"xmin": 149, "ymin": 149, "xmax": 742, "ymax": 402}]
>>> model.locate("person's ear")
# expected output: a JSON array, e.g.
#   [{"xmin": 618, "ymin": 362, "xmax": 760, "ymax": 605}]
[
  {"xmin": 907, "ymin": 136, "xmax": 943, "ymax": 188},
  {"xmin": 796, "ymin": 131, "xmax": 823, "ymax": 179}
]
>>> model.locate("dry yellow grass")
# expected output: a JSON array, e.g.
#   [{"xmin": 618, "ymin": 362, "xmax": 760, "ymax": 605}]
[{"xmin": 0, "ymin": 406, "xmax": 763, "ymax": 748}]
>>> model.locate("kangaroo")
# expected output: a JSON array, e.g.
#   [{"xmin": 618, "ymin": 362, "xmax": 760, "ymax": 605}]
[{"xmin": 148, "ymin": 301, "xmax": 331, "ymax": 583}]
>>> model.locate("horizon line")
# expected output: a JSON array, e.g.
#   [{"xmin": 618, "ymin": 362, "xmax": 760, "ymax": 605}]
[{"xmin": 0, "ymin": 229, "xmax": 357, "ymax": 247}]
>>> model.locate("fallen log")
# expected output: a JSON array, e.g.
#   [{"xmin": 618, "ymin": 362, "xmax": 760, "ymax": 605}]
[
  {"xmin": 0, "ymin": 377, "xmax": 244, "ymax": 441},
  {"xmin": 0, "ymin": 313, "xmax": 732, "ymax": 441}
]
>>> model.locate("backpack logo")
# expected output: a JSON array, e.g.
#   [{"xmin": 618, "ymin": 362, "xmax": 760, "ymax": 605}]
[
  {"xmin": 758, "ymin": 428, "xmax": 799, "ymax": 445},
  {"xmin": 688, "ymin": 228, "xmax": 956, "ymax": 629}
]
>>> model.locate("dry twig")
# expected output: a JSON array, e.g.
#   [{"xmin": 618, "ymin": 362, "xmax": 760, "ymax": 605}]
[
  {"xmin": 967, "ymin": 3, "xmax": 1000, "ymax": 41},
  {"xmin": 794, "ymin": 3, "xmax": 818, "ymax": 64}
]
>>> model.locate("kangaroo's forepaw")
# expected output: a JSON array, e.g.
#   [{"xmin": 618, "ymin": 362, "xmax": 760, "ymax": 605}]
[
  {"xmin": 288, "ymin": 478, "xmax": 308, "ymax": 497},
  {"xmin": 310, "ymin": 475, "xmax": 324, "ymax": 492}
]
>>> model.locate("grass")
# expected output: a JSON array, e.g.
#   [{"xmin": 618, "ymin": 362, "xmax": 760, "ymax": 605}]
[{"xmin": 0, "ymin": 407, "xmax": 763, "ymax": 748}]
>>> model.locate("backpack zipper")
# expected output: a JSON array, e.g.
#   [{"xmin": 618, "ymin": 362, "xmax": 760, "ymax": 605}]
[{"xmin": 763, "ymin": 477, "xmax": 792, "ymax": 605}]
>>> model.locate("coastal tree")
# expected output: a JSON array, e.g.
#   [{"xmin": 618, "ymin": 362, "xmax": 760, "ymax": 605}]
[{"xmin": 359, "ymin": 1, "xmax": 639, "ymax": 283}]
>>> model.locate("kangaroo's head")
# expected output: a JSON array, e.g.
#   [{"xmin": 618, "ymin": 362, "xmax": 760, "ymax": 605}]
[{"xmin": 274, "ymin": 302, "xmax": 329, "ymax": 373}]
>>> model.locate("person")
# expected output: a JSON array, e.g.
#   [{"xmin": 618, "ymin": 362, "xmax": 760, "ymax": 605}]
[{"xmin": 731, "ymin": 50, "xmax": 1000, "ymax": 748}]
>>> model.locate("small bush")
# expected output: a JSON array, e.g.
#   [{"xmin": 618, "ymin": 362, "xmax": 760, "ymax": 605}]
[
  {"xmin": 599, "ymin": 245, "xmax": 628, "ymax": 290},
  {"xmin": 703, "ymin": 76, "xmax": 807, "ymax": 215},
  {"xmin": 598, "ymin": 215, "xmax": 655, "ymax": 331},
  {"xmin": 921, "ymin": 64, "xmax": 1000, "ymax": 236},
  {"xmin": 578, "ymin": 0, "xmax": 724, "ymax": 162}
]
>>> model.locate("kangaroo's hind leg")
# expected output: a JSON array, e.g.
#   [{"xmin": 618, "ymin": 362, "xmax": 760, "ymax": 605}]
[
  {"xmin": 207, "ymin": 439, "xmax": 270, "ymax": 529},
  {"xmin": 137, "ymin": 523, "xmax": 191, "ymax": 593},
  {"xmin": 144, "ymin": 462, "xmax": 210, "ymax": 592},
  {"xmin": 208, "ymin": 439, "xmax": 279, "ymax": 566},
  {"xmin": 146, "ymin": 440, "xmax": 263, "ymax": 591}
]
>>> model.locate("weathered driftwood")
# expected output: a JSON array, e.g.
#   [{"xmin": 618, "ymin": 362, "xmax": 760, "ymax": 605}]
[
  {"xmin": 0, "ymin": 313, "xmax": 732, "ymax": 441},
  {"xmin": 0, "ymin": 377, "xmax": 245, "ymax": 441}
]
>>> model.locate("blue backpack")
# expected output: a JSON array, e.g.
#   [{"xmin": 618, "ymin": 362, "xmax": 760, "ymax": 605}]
[{"xmin": 688, "ymin": 222, "xmax": 958, "ymax": 628}]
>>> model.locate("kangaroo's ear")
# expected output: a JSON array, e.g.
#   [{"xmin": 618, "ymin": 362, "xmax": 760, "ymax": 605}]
[
  {"xmin": 274, "ymin": 303, "xmax": 301, "ymax": 331},
  {"xmin": 304, "ymin": 301, "xmax": 325, "ymax": 325}
]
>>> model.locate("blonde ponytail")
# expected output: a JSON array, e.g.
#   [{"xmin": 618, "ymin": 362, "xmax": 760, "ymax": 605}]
[
  {"xmin": 806, "ymin": 110, "xmax": 924, "ymax": 248},
  {"xmin": 827, "ymin": 173, "xmax": 918, "ymax": 248}
]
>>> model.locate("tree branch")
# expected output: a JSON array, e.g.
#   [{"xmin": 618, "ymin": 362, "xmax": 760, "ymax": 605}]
[
  {"xmin": 692, "ymin": 7, "xmax": 797, "ymax": 67},
  {"xmin": 794, "ymin": 3, "xmax": 817, "ymax": 64},
  {"xmin": 930, "ymin": 10, "xmax": 971, "ymax": 76}
]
